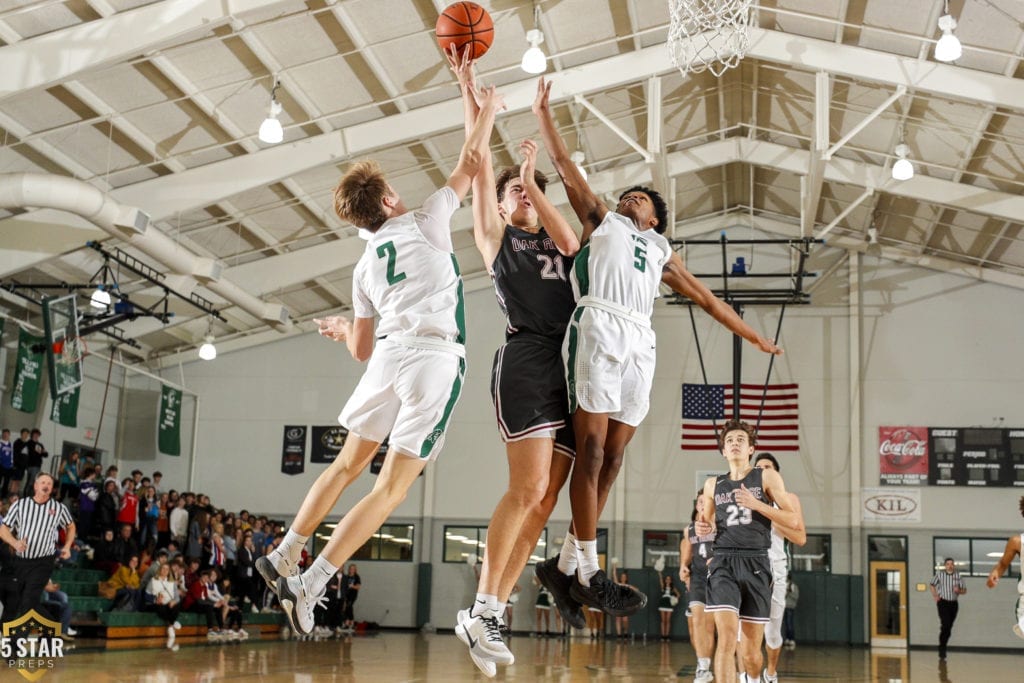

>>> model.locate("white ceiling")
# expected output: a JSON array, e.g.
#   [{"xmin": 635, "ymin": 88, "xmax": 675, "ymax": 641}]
[{"xmin": 0, "ymin": 0, "xmax": 1022, "ymax": 367}]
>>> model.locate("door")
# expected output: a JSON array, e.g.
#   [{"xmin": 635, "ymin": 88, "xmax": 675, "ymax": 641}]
[{"xmin": 869, "ymin": 560, "xmax": 907, "ymax": 648}]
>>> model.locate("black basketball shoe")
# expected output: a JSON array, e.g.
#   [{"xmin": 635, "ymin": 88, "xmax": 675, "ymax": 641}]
[
  {"xmin": 535, "ymin": 557, "xmax": 586, "ymax": 629},
  {"xmin": 569, "ymin": 569, "xmax": 647, "ymax": 617}
]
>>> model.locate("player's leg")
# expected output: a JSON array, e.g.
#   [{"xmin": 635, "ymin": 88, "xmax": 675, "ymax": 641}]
[
  {"xmin": 688, "ymin": 602, "xmax": 715, "ymax": 682},
  {"xmin": 739, "ymin": 621, "xmax": 767, "ymax": 682},
  {"xmin": 279, "ymin": 448, "xmax": 427, "ymax": 637},
  {"xmin": 711, "ymin": 609, "xmax": 740, "ymax": 683},
  {"xmin": 763, "ymin": 566, "xmax": 787, "ymax": 681}
]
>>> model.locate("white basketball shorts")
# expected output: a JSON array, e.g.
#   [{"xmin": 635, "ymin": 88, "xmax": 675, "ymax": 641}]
[
  {"xmin": 563, "ymin": 304, "xmax": 655, "ymax": 427},
  {"xmin": 339, "ymin": 340, "xmax": 465, "ymax": 461}
]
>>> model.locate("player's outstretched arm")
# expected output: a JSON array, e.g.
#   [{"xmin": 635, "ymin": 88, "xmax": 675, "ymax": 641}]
[
  {"xmin": 772, "ymin": 492, "xmax": 806, "ymax": 546},
  {"xmin": 987, "ymin": 535, "xmax": 1022, "ymax": 588},
  {"xmin": 662, "ymin": 251, "xmax": 782, "ymax": 355},
  {"xmin": 447, "ymin": 85, "xmax": 505, "ymax": 201},
  {"xmin": 446, "ymin": 46, "xmax": 503, "ymax": 267},
  {"xmin": 532, "ymin": 77, "xmax": 605, "ymax": 241},
  {"xmin": 314, "ymin": 316, "xmax": 374, "ymax": 362},
  {"xmin": 519, "ymin": 139, "xmax": 579, "ymax": 256}
]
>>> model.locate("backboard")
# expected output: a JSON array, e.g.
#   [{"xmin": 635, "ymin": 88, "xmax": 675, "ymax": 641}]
[{"xmin": 41, "ymin": 293, "xmax": 84, "ymax": 399}]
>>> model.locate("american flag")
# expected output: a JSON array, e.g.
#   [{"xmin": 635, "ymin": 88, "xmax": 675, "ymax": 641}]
[{"xmin": 681, "ymin": 383, "xmax": 799, "ymax": 452}]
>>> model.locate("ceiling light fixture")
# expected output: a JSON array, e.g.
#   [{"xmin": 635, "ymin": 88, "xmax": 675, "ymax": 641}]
[
  {"xmin": 197, "ymin": 317, "xmax": 217, "ymax": 361},
  {"xmin": 258, "ymin": 80, "xmax": 284, "ymax": 144},
  {"xmin": 89, "ymin": 284, "xmax": 111, "ymax": 309},
  {"xmin": 521, "ymin": 4, "xmax": 547, "ymax": 74},
  {"xmin": 867, "ymin": 226, "xmax": 878, "ymax": 245},
  {"xmin": 570, "ymin": 150, "xmax": 588, "ymax": 180},
  {"xmin": 892, "ymin": 143, "xmax": 914, "ymax": 181},
  {"xmin": 934, "ymin": 3, "xmax": 962, "ymax": 63}
]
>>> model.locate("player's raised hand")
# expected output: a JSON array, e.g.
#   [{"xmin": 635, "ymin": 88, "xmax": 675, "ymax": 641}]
[
  {"xmin": 313, "ymin": 316, "xmax": 352, "ymax": 343},
  {"xmin": 445, "ymin": 44, "xmax": 475, "ymax": 91},
  {"xmin": 532, "ymin": 77, "xmax": 552, "ymax": 117},
  {"xmin": 472, "ymin": 84, "xmax": 505, "ymax": 113},
  {"xmin": 519, "ymin": 139, "xmax": 539, "ymax": 182}
]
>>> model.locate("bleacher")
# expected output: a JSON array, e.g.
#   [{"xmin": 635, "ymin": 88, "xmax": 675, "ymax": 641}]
[{"xmin": 55, "ymin": 566, "xmax": 286, "ymax": 648}]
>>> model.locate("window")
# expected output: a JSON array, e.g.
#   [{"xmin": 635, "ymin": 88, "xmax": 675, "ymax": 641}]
[
  {"xmin": 868, "ymin": 535, "xmax": 907, "ymax": 562},
  {"xmin": 443, "ymin": 525, "xmax": 548, "ymax": 565},
  {"xmin": 792, "ymin": 533, "xmax": 831, "ymax": 573},
  {"xmin": 933, "ymin": 536, "xmax": 1018, "ymax": 578},
  {"xmin": 313, "ymin": 523, "xmax": 414, "ymax": 562},
  {"xmin": 643, "ymin": 530, "xmax": 682, "ymax": 569}
]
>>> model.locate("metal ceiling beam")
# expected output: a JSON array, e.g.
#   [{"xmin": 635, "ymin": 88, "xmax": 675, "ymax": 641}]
[
  {"xmin": 801, "ymin": 71, "xmax": 830, "ymax": 237},
  {"xmin": 0, "ymin": 0, "xmax": 295, "ymax": 100}
]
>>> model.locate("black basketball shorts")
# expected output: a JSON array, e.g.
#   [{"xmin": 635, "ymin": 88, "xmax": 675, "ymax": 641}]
[
  {"xmin": 490, "ymin": 335, "xmax": 575, "ymax": 457},
  {"xmin": 706, "ymin": 553, "xmax": 772, "ymax": 622},
  {"xmin": 688, "ymin": 567, "xmax": 710, "ymax": 608}
]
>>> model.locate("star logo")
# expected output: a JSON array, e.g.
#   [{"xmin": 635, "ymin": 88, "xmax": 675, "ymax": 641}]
[{"xmin": 2, "ymin": 609, "xmax": 65, "ymax": 681}]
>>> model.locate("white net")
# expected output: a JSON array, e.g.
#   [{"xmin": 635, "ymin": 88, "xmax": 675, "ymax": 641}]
[{"xmin": 668, "ymin": 0, "xmax": 755, "ymax": 78}]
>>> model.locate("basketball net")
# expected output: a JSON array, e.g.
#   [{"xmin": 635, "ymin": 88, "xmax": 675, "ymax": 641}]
[
  {"xmin": 668, "ymin": 0, "xmax": 755, "ymax": 78},
  {"xmin": 54, "ymin": 337, "xmax": 85, "ymax": 366}
]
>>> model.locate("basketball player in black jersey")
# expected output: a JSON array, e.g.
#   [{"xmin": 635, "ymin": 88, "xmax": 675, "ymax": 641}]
[
  {"xmin": 447, "ymin": 47, "xmax": 587, "ymax": 677},
  {"xmin": 696, "ymin": 420, "xmax": 799, "ymax": 683}
]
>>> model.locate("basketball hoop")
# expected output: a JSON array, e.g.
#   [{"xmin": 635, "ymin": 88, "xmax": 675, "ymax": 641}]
[
  {"xmin": 668, "ymin": 0, "xmax": 755, "ymax": 78},
  {"xmin": 54, "ymin": 336, "xmax": 85, "ymax": 367}
]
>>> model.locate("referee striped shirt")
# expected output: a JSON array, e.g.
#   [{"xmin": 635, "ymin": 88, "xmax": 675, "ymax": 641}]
[
  {"xmin": 1, "ymin": 496, "xmax": 73, "ymax": 559},
  {"xmin": 931, "ymin": 568, "xmax": 965, "ymax": 601}
]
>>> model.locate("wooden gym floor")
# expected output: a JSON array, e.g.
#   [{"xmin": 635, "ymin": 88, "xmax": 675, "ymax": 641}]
[{"xmin": 32, "ymin": 631, "xmax": 1022, "ymax": 682}]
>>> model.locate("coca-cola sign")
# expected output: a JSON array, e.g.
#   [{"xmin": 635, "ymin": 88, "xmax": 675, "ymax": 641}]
[{"xmin": 879, "ymin": 426, "xmax": 929, "ymax": 485}]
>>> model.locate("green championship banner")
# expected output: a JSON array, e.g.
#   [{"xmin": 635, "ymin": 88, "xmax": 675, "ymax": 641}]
[
  {"xmin": 158, "ymin": 385, "xmax": 182, "ymax": 456},
  {"xmin": 50, "ymin": 385, "xmax": 80, "ymax": 428},
  {"xmin": 10, "ymin": 328, "xmax": 44, "ymax": 413}
]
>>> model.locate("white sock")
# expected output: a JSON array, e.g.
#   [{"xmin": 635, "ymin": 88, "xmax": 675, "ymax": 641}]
[
  {"xmin": 698, "ymin": 657, "xmax": 711, "ymax": 670},
  {"xmin": 557, "ymin": 532, "xmax": 578, "ymax": 576},
  {"xmin": 575, "ymin": 539, "xmax": 599, "ymax": 585},
  {"xmin": 471, "ymin": 593, "xmax": 500, "ymax": 618},
  {"xmin": 276, "ymin": 529, "xmax": 308, "ymax": 567},
  {"xmin": 302, "ymin": 555, "xmax": 337, "ymax": 596}
]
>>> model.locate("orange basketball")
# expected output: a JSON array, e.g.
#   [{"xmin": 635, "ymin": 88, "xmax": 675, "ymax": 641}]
[{"xmin": 436, "ymin": 2, "xmax": 494, "ymax": 61}]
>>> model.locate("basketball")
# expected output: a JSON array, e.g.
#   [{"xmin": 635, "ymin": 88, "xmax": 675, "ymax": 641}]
[{"xmin": 436, "ymin": 2, "xmax": 494, "ymax": 60}]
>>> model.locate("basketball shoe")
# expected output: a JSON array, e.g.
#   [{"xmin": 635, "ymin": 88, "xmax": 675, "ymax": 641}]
[
  {"xmin": 535, "ymin": 557, "xmax": 586, "ymax": 629},
  {"xmin": 277, "ymin": 575, "xmax": 327, "ymax": 636},
  {"xmin": 569, "ymin": 569, "xmax": 647, "ymax": 617},
  {"xmin": 455, "ymin": 608, "xmax": 514, "ymax": 678},
  {"xmin": 693, "ymin": 667, "xmax": 714, "ymax": 682},
  {"xmin": 256, "ymin": 554, "xmax": 298, "ymax": 597}
]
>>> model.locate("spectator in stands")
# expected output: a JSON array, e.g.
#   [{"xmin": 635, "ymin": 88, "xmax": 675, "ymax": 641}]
[
  {"xmin": 113, "ymin": 523, "xmax": 139, "ymax": 566},
  {"xmin": 140, "ymin": 485, "xmax": 159, "ymax": 550},
  {"xmin": 156, "ymin": 492, "xmax": 171, "ymax": 549},
  {"xmin": 93, "ymin": 528, "xmax": 119, "ymax": 575},
  {"xmin": 129, "ymin": 470, "xmax": 143, "ymax": 494},
  {"xmin": 170, "ymin": 496, "xmax": 188, "ymax": 548},
  {"xmin": 102, "ymin": 465, "xmax": 119, "ymax": 492},
  {"xmin": 184, "ymin": 557, "xmax": 202, "ymax": 590},
  {"xmin": 217, "ymin": 571, "xmax": 247, "ymax": 640},
  {"xmin": 183, "ymin": 567, "xmax": 225, "ymax": 639},
  {"xmin": 77, "ymin": 466, "xmax": 100, "ymax": 539},
  {"xmin": 117, "ymin": 477, "xmax": 139, "ymax": 542},
  {"xmin": 96, "ymin": 479, "xmax": 119, "ymax": 535},
  {"xmin": 152, "ymin": 471, "xmax": 164, "ymax": 496},
  {"xmin": 142, "ymin": 548, "xmax": 170, "ymax": 588},
  {"xmin": 145, "ymin": 561, "xmax": 182, "ymax": 651},
  {"xmin": 21, "ymin": 429, "xmax": 48, "ymax": 497},
  {"xmin": 109, "ymin": 553, "xmax": 143, "ymax": 611},
  {"xmin": 209, "ymin": 521, "xmax": 227, "ymax": 569},
  {"xmin": 57, "ymin": 450, "xmax": 81, "ymax": 502},
  {"xmin": 236, "ymin": 530, "xmax": 260, "ymax": 611},
  {"xmin": 223, "ymin": 523, "xmax": 238, "ymax": 575},
  {"xmin": 10, "ymin": 428, "xmax": 31, "ymax": 496},
  {"xmin": 0, "ymin": 428, "xmax": 14, "ymax": 497},
  {"xmin": 40, "ymin": 578, "xmax": 78, "ymax": 639}
]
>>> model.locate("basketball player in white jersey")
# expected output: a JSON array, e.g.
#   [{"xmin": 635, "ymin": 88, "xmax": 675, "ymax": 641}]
[
  {"xmin": 752, "ymin": 452, "xmax": 805, "ymax": 683},
  {"xmin": 254, "ymin": 82, "xmax": 506, "ymax": 638},
  {"xmin": 532, "ymin": 76, "xmax": 782, "ymax": 618},
  {"xmin": 696, "ymin": 421, "xmax": 799, "ymax": 683},
  {"xmin": 985, "ymin": 495, "xmax": 1024, "ymax": 640},
  {"xmin": 446, "ymin": 46, "xmax": 582, "ymax": 678}
]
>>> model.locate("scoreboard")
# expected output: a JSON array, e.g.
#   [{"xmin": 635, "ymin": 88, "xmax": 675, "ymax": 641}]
[{"xmin": 928, "ymin": 427, "xmax": 1024, "ymax": 487}]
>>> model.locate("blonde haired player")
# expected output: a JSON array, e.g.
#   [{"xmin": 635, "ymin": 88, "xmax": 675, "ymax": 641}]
[
  {"xmin": 255, "ymin": 83, "xmax": 506, "ymax": 638},
  {"xmin": 985, "ymin": 495, "xmax": 1024, "ymax": 640}
]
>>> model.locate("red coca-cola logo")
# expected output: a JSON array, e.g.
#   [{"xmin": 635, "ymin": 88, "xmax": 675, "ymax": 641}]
[{"xmin": 878, "ymin": 426, "xmax": 929, "ymax": 474}]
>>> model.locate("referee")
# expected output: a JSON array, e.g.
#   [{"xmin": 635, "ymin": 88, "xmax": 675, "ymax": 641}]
[
  {"xmin": 929, "ymin": 557, "xmax": 967, "ymax": 660},
  {"xmin": 0, "ymin": 472, "xmax": 76, "ymax": 623}
]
